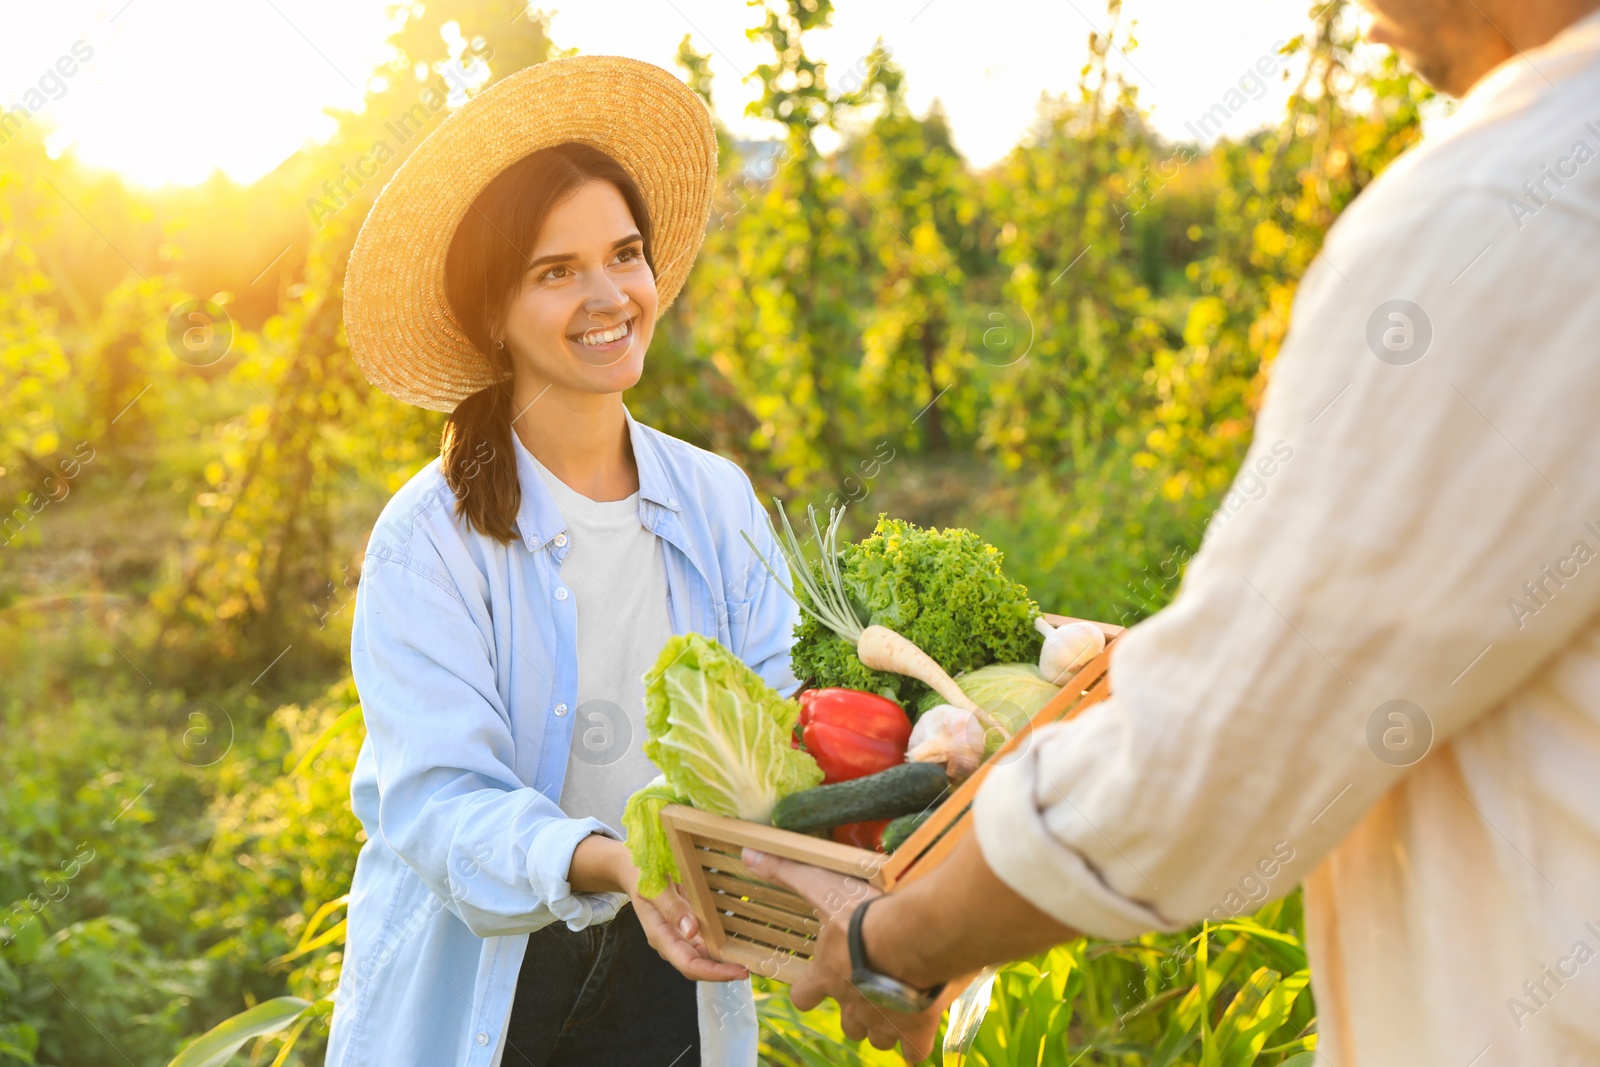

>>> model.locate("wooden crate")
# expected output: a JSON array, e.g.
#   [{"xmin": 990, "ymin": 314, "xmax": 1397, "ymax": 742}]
[{"xmin": 659, "ymin": 614, "xmax": 1123, "ymax": 983}]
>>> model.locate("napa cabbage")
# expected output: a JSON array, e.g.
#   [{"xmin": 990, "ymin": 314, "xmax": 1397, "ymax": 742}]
[{"xmin": 622, "ymin": 633, "xmax": 823, "ymax": 897}]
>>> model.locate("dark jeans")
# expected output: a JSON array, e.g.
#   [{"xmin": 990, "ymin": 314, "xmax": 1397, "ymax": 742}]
[{"xmin": 501, "ymin": 903, "xmax": 700, "ymax": 1067}]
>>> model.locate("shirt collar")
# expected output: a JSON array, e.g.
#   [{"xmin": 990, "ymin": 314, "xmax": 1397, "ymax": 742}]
[
  {"xmin": 510, "ymin": 406, "xmax": 681, "ymax": 552},
  {"xmin": 623, "ymin": 407, "xmax": 682, "ymax": 516}
]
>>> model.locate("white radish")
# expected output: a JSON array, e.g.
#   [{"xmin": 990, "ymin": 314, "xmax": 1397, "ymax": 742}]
[
  {"xmin": 1034, "ymin": 617, "xmax": 1105, "ymax": 684},
  {"xmin": 857, "ymin": 624, "xmax": 986, "ymax": 719}
]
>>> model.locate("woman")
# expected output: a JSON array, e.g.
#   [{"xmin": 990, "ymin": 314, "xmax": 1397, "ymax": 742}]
[{"xmin": 328, "ymin": 56, "xmax": 797, "ymax": 1066}]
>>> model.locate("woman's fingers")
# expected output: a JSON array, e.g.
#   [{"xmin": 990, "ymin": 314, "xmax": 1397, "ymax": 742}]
[
  {"xmin": 656, "ymin": 883, "xmax": 700, "ymax": 940},
  {"xmin": 634, "ymin": 889, "xmax": 748, "ymax": 982},
  {"xmin": 661, "ymin": 937, "xmax": 749, "ymax": 982}
]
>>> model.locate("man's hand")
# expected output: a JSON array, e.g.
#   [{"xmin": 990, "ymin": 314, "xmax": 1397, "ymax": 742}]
[{"xmin": 742, "ymin": 848, "xmax": 962, "ymax": 1063}]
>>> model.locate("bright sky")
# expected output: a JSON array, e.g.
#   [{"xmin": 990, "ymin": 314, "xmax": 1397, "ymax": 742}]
[{"xmin": 0, "ymin": 0, "xmax": 1344, "ymax": 189}]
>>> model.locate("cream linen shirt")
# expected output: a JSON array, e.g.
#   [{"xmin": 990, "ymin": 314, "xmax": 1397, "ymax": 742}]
[{"xmin": 974, "ymin": 13, "xmax": 1600, "ymax": 1067}]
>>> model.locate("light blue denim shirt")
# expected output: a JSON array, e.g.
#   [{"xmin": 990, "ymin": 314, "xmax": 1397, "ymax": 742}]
[{"xmin": 326, "ymin": 408, "xmax": 797, "ymax": 1066}]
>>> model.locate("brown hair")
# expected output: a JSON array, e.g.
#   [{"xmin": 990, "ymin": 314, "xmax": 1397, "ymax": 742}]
[{"xmin": 440, "ymin": 143, "xmax": 655, "ymax": 542}]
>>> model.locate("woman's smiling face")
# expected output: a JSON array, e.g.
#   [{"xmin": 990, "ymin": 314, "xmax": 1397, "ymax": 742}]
[{"xmin": 499, "ymin": 179, "xmax": 658, "ymax": 395}]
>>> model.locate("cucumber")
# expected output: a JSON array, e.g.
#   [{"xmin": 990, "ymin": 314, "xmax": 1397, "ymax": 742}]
[
  {"xmin": 882, "ymin": 810, "xmax": 934, "ymax": 852},
  {"xmin": 771, "ymin": 762, "xmax": 949, "ymax": 834}
]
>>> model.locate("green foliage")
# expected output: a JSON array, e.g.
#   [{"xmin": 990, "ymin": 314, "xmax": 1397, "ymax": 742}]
[
  {"xmin": 754, "ymin": 898, "xmax": 1315, "ymax": 1065},
  {"xmin": 166, "ymin": 997, "xmax": 315, "ymax": 1067},
  {"xmin": 792, "ymin": 516, "xmax": 1042, "ymax": 705}
]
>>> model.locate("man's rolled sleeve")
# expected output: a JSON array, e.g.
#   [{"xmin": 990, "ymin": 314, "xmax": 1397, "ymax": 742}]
[{"xmin": 974, "ymin": 718, "xmax": 1178, "ymax": 939}]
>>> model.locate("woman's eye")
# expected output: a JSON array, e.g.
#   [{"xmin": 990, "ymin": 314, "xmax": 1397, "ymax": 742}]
[
  {"xmin": 616, "ymin": 246, "xmax": 642, "ymax": 264},
  {"xmin": 537, "ymin": 265, "xmax": 571, "ymax": 282}
]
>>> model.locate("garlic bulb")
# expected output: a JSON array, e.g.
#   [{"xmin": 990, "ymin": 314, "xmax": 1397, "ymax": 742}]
[
  {"xmin": 1034, "ymin": 617, "xmax": 1105, "ymax": 684},
  {"xmin": 906, "ymin": 704, "xmax": 986, "ymax": 783}
]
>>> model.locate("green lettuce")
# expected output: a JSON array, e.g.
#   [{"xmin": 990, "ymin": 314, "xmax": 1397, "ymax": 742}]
[
  {"xmin": 623, "ymin": 633, "xmax": 824, "ymax": 897},
  {"xmin": 791, "ymin": 516, "xmax": 1043, "ymax": 707}
]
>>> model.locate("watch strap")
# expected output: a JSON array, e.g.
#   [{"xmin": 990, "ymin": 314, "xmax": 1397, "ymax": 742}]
[{"xmin": 848, "ymin": 895, "xmax": 945, "ymax": 1012}]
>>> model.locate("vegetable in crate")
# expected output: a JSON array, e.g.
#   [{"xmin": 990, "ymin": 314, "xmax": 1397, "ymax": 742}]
[
  {"xmin": 905, "ymin": 703, "xmax": 986, "ymax": 782},
  {"xmin": 770, "ymin": 762, "xmax": 950, "ymax": 835},
  {"xmin": 746, "ymin": 504, "xmax": 1043, "ymax": 711},
  {"xmin": 908, "ymin": 664, "xmax": 1062, "ymax": 780},
  {"xmin": 621, "ymin": 633, "xmax": 824, "ymax": 897},
  {"xmin": 915, "ymin": 663, "xmax": 1062, "ymax": 745},
  {"xmin": 1034, "ymin": 616, "xmax": 1105, "ymax": 683},
  {"xmin": 882, "ymin": 809, "xmax": 934, "ymax": 853},
  {"xmin": 797, "ymin": 688, "xmax": 911, "ymax": 784},
  {"xmin": 832, "ymin": 818, "xmax": 894, "ymax": 851}
]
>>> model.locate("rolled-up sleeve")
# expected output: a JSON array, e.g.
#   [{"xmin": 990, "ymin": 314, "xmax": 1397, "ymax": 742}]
[
  {"xmin": 352, "ymin": 544, "xmax": 624, "ymax": 937},
  {"xmin": 974, "ymin": 189, "xmax": 1600, "ymax": 937}
]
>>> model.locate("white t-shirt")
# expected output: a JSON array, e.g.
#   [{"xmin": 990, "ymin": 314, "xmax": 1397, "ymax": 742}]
[
  {"xmin": 529, "ymin": 453, "xmax": 674, "ymax": 835},
  {"xmin": 495, "ymin": 452, "xmax": 759, "ymax": 1067}
]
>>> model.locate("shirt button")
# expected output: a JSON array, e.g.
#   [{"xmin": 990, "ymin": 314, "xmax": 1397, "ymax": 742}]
[
  {"xmin": 554, "ymin": 703, "xmax": 569, "ymax": 717},
  {"xmin": 476, "ymin": 1032, "xmax": 489, "ymax": 1046},
  {"xmin": 554, "ymin": 587, "xmax": 569, "ymax": 601},
  {"xmin": 553, "ymin": 533, "xmax": 568, "ymax": 547},
  {"xmin": 668, "ymin": 497, "xmax": 679, "ymax": 509}
]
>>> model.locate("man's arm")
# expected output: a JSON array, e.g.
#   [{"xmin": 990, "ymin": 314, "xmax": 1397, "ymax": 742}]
[
  {"xmin": 747, "ymin": 827, "xmax": 1076, "ymax": 985},
  {"xmin": 860, "ymin": 832, "xmax": 1078, "ymax": 989},
  {"xmin": 750, "ymin": 178, "xmax": 1600, "ymax": 1056},
  {"xmin": 744, "ymin": 831, "xmax": 1078, "ymax": 1061}
]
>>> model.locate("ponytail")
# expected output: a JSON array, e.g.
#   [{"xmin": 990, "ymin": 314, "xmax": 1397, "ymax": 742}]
[{"xmin": 441, "ymin": 380, "xmax": 520, "ymax": 543}]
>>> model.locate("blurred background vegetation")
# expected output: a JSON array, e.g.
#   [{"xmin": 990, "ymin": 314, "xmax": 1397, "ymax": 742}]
[{"xmin": 0, "ymin": 0, "xmax": 1433, "ymax": 1062}]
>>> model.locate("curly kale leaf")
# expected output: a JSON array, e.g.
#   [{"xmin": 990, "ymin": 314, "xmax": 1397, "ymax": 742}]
[{"xmin": 789, "ymin": 516, "xmax": 1043, "ymax": 707}]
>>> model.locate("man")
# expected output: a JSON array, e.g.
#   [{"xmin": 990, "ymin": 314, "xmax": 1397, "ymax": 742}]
[{"xmin": 745, "ymin": 1, "xmax": 1600, "ymax": 1063}]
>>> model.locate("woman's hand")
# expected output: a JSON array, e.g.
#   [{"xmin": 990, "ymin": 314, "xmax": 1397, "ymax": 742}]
[
  {"xmin": 618, "ymin": 857, "xmax": 751, "ymax": 983},
  {"xmin": 572, "ymin": 832, "xmax": 748, "ymax": 982}
]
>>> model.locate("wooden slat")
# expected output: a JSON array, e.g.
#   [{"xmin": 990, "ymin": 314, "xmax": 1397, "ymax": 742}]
[
  {"xmin": 721, "ymin": 913, "xmax": 817, "ymax": 956},
  {"xmin": 662, "ymin": 806, "xmax": 890, "ymax": 885},
  {"xmin": 892, "ymin": 671, "xmax": 1117, "ymax": 890},
  {"xmin": 689, "ymin": 839, "xmax": 763, "ymax": 879},
  {"xmin": 703, "ymin": 870, "xmax": 813, "ymax": 914},
  {"xmin": 689, "ymin": 838, "xmax": 816, "ymax": 886},
  {"xmin": 715, "ymin": 938, "xmax": 810, "ymax": 984},
  {"xmin": 663, "ymin": 806, "xmax": 729, "ymax": 956},
  {"xmin": 1040, "ymin": 613, "xmax": 1124, "ymax": 640},
  {"xmin": 715, "ymin": 893, "xmax": 821, "ymax": 936}
]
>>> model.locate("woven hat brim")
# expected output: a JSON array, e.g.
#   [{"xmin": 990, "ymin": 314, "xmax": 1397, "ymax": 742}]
[{"xmin": 344, "ymin": 55, "xmax": 718, "ymax": 413}]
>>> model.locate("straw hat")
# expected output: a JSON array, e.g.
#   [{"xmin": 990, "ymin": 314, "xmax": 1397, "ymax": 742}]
[{"xmin": 344, "ymin": 55, "xmax": 718, "ymax": 412}]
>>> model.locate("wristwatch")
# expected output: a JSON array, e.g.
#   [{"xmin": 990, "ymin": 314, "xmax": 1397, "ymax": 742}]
[{"xmin": 847, "ymin": 895, "xmax": 946, "ymax": 1012}]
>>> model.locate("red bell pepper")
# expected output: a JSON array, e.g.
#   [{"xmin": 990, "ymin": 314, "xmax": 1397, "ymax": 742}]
[
  {"xmin": 832, "ymin": 818, "xmax": 892, "ymax": 850},
  {"xmin": 797, "ymin": 688, "xmax": 912, "ymax": 784}
]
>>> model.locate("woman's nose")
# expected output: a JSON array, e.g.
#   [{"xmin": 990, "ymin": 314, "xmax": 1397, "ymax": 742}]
[{"xmin": 579, "ymin": 278, "xmax": 630, "ymax": 320}]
